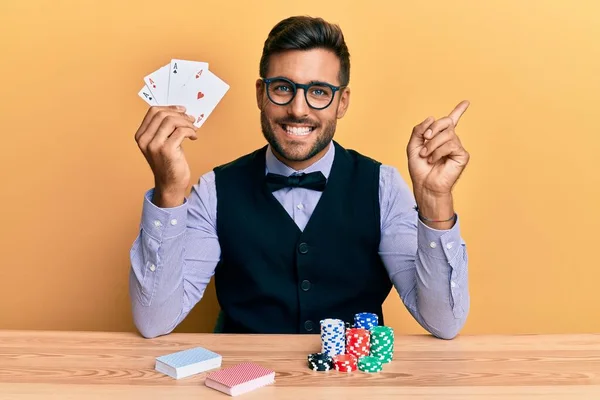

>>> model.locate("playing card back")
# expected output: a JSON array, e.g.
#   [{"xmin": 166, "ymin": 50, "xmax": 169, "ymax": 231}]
[
  {"xmin": 155, "ymin": 347, "xmax": 222, "ymax": 379},
  {"xmin": 205, "ymin": 362, "xmax": 275, "ymax": 396}
]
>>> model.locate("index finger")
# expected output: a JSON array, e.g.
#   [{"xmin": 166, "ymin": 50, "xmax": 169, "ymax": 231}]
[
  {"xmin": 448, "ymin": 100, "xmax": 470, "ymax": 127},
  {"xmin": 135, "ymin": 105, "xmax": 186, "ymax": 139}
]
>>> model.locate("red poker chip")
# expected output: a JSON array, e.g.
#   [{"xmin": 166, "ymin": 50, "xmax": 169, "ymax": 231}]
[
  {"xmin": 345, "ymin": 328, "xmax": 371, "ymax": 358},
  {"xmin": 334, "ymin": 365, "xmax": 357, "ymax": 371},
  {"xmin": 333, "ymin": 354, "xmax": 357, "ymax": 361},
  {"xmin": 333, "ymin": 354, "xmax": 357, "ymax": 367}
]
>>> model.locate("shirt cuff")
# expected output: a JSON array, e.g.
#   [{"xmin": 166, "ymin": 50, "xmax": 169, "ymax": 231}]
[
  {"xmin": 417, "ymin": 214, "xmax": 463, "ymax": 261},
  {"xmin": 141, "ymin": 188, "xmax": 188, "ymax": 240}
]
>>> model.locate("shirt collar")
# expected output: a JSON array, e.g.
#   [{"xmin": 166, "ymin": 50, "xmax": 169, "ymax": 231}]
[{"xmin": 265, "ymin": 141, "xmax": 335, "ymax": 178}]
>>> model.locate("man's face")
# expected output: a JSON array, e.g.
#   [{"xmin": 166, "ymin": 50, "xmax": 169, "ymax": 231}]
[{"xmin": 256, "ymin": 48, "xmax": 350, "ymax": 169}]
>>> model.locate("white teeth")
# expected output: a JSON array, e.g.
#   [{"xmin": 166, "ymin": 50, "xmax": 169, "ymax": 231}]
[{"xmin": 284, "ymin": 125, "xmax": 313, "ymax": 136}]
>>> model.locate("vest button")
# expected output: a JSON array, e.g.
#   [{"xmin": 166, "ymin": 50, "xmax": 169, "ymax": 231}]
[
  {"xmin": 298, "ymin": 242, "xmax": 309, "ymax": 254},
  {"xmin": 304, "ymin": 320, "xmax": 314, "ymax": 331},
  {"xmin": 301, "ymin": 280, "xmax": 311, "ymax": 291}
]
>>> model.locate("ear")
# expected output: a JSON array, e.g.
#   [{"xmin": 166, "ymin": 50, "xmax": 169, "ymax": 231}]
[
  {"xmin": 336, "ymin": 86, "xmax": 350, "ymax": 119},
  {"xmin": 256, "ymin": 78, "xmax": 265, "ymax": 110}
]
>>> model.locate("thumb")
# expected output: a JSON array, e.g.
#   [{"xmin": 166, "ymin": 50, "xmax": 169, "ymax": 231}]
[{"xmin": 407, "ymin": 116, "xmax": 434, "ymax": 153}]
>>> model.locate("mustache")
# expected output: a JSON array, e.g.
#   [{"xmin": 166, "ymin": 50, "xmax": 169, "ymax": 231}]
[{"xmin": 276, "ymin": 118, "xmax": 320, "ymax": 127}]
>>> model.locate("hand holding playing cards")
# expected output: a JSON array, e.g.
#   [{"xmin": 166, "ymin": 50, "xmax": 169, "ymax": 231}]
[
  {"xmin": 134, "ymin": 106, "xmax": 198, "ymax": 207},
  {"xmin": 407, "ymin": 100, "xmax": 470, "ymax": 198}
]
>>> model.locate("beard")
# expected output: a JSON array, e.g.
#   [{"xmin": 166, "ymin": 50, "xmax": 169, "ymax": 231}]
[{"xmin": 260, "ymin": 109, "xmax": 336, "ymax": 163}]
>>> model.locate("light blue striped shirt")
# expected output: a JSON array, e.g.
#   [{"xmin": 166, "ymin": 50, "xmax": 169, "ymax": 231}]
[{"xmin": 129, "ymin": 142, "xmax": 470, "ymax": 339}]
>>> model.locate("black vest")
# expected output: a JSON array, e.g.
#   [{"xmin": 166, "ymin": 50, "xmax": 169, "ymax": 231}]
[{"xmin": 213, "ymin": 141, "xmax": 392, "ymax": 333}]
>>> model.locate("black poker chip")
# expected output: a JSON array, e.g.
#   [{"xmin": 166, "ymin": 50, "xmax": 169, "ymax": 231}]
[{"xmin": 307, "ymin": 352, "xmax": 334, "ymax": 371}]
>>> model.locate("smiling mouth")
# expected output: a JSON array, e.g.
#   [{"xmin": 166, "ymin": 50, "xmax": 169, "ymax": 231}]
[{"xmin": 280, "ymin": 124, "xmax": 315, "ymax": 136}]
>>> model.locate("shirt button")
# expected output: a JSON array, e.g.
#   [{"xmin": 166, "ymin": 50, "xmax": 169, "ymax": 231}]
[
  {"xmin": 149, "ymin": 264, "xmax": 156, "ymax": 272},
  {"xmin": 170, "ymin": 219, "xmax": 178, "ymax": 226},
  {"xmin": 304, "ymin": 320, "xmax": 314, "ymax": 332},
  {"xmin": 301, "ymin": 280, "xmax": 311, "ymax": 291},
  {"xmin": 297, "ymin": 203, "xmax": 304, "ymax": 210},
  {"xmin": 298, "ymin": 242, "xmax": 309, "ymax": 254},
  {"xmin": 429, "ymin": 241, "xmax": 437, "ymax": 248},
  {"xmin": 446, "ymin": 242, "xmax": 454, "ymax": 249},
  {"xmin": 153, "ymin": 220, "xmax": 162, "ymax": 228},
  {"xmin": 451, "ymin": 281, "xmax": 456, "ymax": 288}
]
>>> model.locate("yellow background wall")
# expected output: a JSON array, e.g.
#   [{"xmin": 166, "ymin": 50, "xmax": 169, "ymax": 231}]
[{"xmin": 1, "ymin": 0, "xmax": 599, "ymax": 335}]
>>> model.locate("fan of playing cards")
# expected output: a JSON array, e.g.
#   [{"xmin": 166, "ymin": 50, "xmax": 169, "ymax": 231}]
[{"xmin": 138, "ymin": 59, "xmax": 230, "ymax": 128}]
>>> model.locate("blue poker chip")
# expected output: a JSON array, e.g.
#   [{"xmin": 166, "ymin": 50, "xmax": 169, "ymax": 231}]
[{"xmin": 354, "ymin": 312, "xmax": 379, "ymax": 330}]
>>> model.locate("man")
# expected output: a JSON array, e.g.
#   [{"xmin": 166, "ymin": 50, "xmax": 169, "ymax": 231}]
[{"xmin": 129, "ymin": 16, "xmax": 471, "ymax": 339}]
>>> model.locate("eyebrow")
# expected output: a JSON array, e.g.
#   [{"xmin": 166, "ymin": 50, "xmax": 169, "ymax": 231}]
[
  {"xmin": 307, "ymin": 80, "xmax": 330, "ymax": 85},
  {"xmin": 271, "ymin": 76, "xmax": 336, "ymax": 86}
]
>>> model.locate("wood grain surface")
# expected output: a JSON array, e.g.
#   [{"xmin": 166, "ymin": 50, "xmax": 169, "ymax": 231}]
[{"xmin": 0, "ymin": 330, "xmax": 599, "ymax": 399}]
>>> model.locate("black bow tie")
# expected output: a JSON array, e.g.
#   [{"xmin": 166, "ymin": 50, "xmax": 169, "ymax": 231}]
[{"xmin": 265, "ymin": 171, "xmax": 327, "ymax": 192}]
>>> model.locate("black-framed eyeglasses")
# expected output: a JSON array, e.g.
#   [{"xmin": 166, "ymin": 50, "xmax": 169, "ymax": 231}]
[{"xmin": 261, "ymin": 76, "xmax": 346, "ymax": 110}]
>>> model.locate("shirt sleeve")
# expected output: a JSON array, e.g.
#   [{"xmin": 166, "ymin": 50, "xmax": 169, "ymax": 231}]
[
  {"xmin": 128, "ymin": 171, "xmax": 221, "ymax": 338},
  {"xmin": 378, "ymin": 165, "xmax": 470, "ymax": 339}
]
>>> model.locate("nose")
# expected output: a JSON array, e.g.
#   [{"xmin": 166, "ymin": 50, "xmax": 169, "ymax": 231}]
[{"xmin": 287, "ymin": 88, "xmax": 310, "ymax": 118}]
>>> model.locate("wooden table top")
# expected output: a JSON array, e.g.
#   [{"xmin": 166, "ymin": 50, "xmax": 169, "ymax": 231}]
[{"xmin": 0, "ymin": 330, "xmax": 599, "ymax": 399}]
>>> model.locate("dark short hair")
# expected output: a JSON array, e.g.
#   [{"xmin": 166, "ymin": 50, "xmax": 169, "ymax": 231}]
[{"xmin": 259, "ymin": 16, "xmax": 350, "ymax": 86}]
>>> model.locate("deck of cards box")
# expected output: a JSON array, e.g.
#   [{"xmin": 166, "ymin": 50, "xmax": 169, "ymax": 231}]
[{"xmin": 138, "ymin": 58, "xmax": 230, "ymax": 128}]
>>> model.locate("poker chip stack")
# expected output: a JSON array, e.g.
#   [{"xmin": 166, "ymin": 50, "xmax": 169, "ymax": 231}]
[
  {"xmin": 354, "ymin": 312, "xmax": 379, "ymax": 330},
  {"xmin": 345, "ymin": 328, "xmax": 371, "ymax": 359},
  {"xmin": 369, "ymin": 326, "xmax": 395, "ymax": 363},
  {"xmin": 320, "ymin": 318, "xmax": 346, "ymax": 357},
  {"xmin": 307, "ymin": 353, "xmax": 334, "ymax": 371},
  {"xmin": 333, "ymin": 354, "xmax": 358, "ymax": 372},
  {"xmin": 357, "ymin": 356, "xmax": 384, "ymax": 373},
  {"xmin": 308, "ymin": 314, "xmax": 394, "ymax": 374}
]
